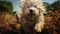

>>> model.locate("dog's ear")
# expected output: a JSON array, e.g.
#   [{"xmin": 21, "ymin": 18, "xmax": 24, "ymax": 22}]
[
  {"xmin": 38, "ymin": 7, "xmax": 47, "ymax": 14},
  {"xmin": 43, "ymin": 11, "xmax": 47, "ymax": 16},
  {"xmin": 22, "ymin": 3, "xmax": 29, "ymax": 15}
]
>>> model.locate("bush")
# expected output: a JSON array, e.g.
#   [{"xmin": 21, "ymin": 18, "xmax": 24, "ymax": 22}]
[{"xmin": 0, "ymin": 13, "xmax": 21, "ymax": 34}]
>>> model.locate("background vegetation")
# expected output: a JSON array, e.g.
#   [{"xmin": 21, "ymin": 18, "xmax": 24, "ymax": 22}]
[
  {"xmin": 44, "ymin": 0, "xmax": 60, "ymax": 11},
  {"xmin": 0, "ymin": 0, "xmax": 13, "ymax": 14}
]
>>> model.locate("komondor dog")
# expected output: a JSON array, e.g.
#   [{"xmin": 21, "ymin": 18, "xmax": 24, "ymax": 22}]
[{"xmin": 16, "ymin": 0, "xmax": 46, "ymax": 34}]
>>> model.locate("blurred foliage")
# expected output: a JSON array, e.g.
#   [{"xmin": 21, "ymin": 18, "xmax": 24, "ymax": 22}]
[
  {"xmin": 51, "ymin": 0, "xmax": 60, "ymax": 11},
  {"xmin": 0, "ymin": 13, "xmax": 21, "ymax": 33},
  {"xmin": 0, "ymin": 1, "xmax": 13, "ymax": 14},
  {"xmin": 43, "ymin": 2, "xmax": 53, "ymax": 11},
  {"xmin": 44, "ymin": 0, "xmax": 60, "ymax": 11}
]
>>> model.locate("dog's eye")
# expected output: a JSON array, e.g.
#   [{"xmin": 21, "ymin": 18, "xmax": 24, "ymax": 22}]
[
  {"xmin": 27, "ymin": 6, "xmax": 29, "ymax": 8},
  {"xmin": 34, "ymin": 6, "xmax": 36, "ymax": 7}
]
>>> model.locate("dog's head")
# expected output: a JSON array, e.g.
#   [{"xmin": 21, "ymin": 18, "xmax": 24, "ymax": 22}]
[
  {"xmin": 20, "ymin": 0, "xmax": 46, "ymax": 20},
  {"xmin": 24, "ymin": 4, "xmax": 40, "ymax": 20}
]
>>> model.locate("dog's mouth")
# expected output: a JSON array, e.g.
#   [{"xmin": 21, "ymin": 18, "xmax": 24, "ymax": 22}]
[{"xmin": 27, "ymin": 13, "xmax": 35, "ymax": 20}]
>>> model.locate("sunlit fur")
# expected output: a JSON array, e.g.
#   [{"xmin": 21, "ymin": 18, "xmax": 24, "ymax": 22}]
[{"xmin": 19, "ymin": 0, "xmax": 46, "ymax": 32}]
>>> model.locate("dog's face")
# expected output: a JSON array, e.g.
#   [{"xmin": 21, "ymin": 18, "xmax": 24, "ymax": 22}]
[{"xmin": 25, "ymin": 5, "xmax": 40, "ymax": 20}]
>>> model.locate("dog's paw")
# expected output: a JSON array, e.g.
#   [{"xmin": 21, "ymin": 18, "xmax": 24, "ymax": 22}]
[{"xmin": 34, "ymin": 22, "xmax": 44, "ymax": 32}]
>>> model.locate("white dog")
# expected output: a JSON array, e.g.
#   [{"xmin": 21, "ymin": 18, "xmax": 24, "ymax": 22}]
[{"xmin": 18, "ymin": 0, "xmax": 46, "ymax": 33}]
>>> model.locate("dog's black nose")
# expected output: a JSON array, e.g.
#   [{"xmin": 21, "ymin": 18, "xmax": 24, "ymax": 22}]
[{"xmin": 29, "ymin": 10, "xmax": 33, "ymax": 13}]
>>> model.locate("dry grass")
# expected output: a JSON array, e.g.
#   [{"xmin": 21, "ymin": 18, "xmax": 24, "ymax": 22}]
[
  {"xmin": 44, "ymin": 10, "xmax": 60, "ymax": 34},
  {"xmin": 0, "ymin": 10, "xmax": 60, "ymax": 34},
  {"xmin": 0, "ymin": 13, "xmax": 21, "ymax": 34}
]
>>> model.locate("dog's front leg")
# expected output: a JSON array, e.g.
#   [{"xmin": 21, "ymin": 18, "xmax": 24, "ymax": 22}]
[{"xmin": 34, "ymin": 14, "xmax": 44, "ymax": 32}]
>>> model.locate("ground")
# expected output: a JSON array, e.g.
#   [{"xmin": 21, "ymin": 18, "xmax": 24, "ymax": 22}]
[{"xmin": 0, "ymin": 10, "xmax": 60, "ymax": 34}]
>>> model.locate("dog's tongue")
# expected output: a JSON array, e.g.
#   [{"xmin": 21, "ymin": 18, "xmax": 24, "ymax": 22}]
[
  {"xmin": 28, "ymin": 13, "xmax": 34, "ymax": 19},
  {"xmin": 30, "ymin": 14, "xmax": 34, "ymax": 19}
]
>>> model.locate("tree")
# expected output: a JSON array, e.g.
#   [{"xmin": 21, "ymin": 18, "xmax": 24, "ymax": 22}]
[
  {"xmin": 0, "ymin": 1, "xmax": 13, "ymax": 14},
  {"xmin": 43, "ymin": 2, "xmax": 53, "ymax": 11},
  {"xmin": 51, "ymin": 0, "xmax": 60, "ymax": 11}
]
